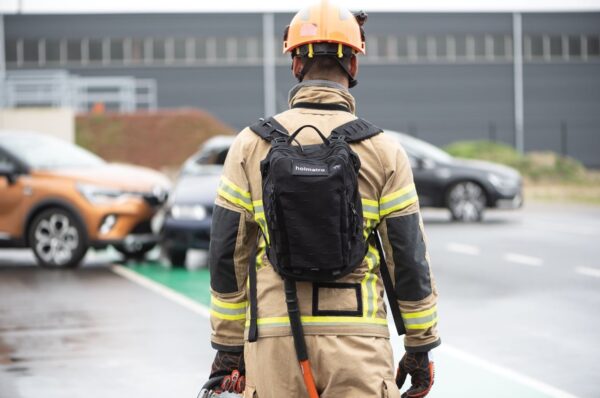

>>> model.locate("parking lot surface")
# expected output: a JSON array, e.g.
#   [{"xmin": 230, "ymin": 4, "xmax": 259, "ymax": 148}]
[{"xmin": 1, "ymin": 203, "xmax": 598, "ymax": 398}]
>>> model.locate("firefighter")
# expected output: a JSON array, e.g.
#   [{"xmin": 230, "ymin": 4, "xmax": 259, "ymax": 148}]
[{"xmin": 207, "ymin": 1, "xmax": 440, "ymax": 397}]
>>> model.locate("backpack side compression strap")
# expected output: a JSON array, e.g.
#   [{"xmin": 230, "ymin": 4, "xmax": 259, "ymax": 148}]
[
  {"xmin": 249, "ymin": 117, "xmax": 289, "ymax": 142},
  {"xmin": 331, "ymin": 118, "xmax": 383, "ymax": 143}
]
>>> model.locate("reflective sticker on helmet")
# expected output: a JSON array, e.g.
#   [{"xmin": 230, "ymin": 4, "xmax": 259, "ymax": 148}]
[{"xmin": 300, "ymin": 23, "xmax": 318, "ymax": 37}]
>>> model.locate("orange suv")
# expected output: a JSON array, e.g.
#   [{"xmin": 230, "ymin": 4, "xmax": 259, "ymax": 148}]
[{"xmin": 0, "ymin": 131, "xmax": 170, "ymax": 268}]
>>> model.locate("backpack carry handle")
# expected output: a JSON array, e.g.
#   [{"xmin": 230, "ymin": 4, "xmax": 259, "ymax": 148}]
[{"xmin": 287, "ymin": 125, "xmax": 331, "ymax": 147}]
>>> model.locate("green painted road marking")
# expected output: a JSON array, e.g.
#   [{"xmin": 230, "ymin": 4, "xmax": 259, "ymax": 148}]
[
  {"xmin": 125, "ymin": 262, "xmax": 578, "ymax": 398},
  {"xmin": 127, "ymin": 262, "xmax": 211, "ymax": 307}
]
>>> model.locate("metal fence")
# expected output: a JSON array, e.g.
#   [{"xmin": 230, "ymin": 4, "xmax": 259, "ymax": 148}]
[{"xmin": 0, "ymin": 69, "xmax": 157, "ymax": 112}]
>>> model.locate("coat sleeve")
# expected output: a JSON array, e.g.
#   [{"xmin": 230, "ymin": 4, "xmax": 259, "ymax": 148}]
[
  {"xmin": 376, "ymin": 138, "xmax": 441, "ymax": 353},
  {"xmin": 209, "ymin": 131, "xmax": 259, "ymax": 352}
]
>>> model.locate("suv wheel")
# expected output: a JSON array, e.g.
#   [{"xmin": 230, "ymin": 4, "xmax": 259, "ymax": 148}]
[
  {"xmin": 447, "ymin": 181, "xmax": 486, "ymax": 222},
  {"xmin": 114, "ymin": 242, "xmax": 156, "ymax": 261},
  {"xmin": 29, "ymin": 208, "xmax": 88, "ymax": 268},
  {"xmin": 167, "ymin": 248, "xmax": 187, "ymax": 268}
]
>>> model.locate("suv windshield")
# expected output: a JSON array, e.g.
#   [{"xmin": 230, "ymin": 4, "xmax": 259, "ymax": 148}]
[{"xmin": 0, "ymin": 134, "xmax": 105, "ymax": 169}]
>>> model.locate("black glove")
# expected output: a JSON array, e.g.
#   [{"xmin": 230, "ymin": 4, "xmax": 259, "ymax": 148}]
[
  {"xmin": 396, "ymin": 351, "xmax": 435, "ymax": 398},
  {"xmin": 209, "ymin": 351, "xmax": 245, "ymax": 394}
]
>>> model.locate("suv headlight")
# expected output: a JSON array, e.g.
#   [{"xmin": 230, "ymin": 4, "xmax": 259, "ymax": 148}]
[
  {"xmin": 170, "ymin": 204, "xmax": 207, "ymax": 220},
  {"xmin": 77, "ymin": 183, "xmax": 129, "ymax": 204}
]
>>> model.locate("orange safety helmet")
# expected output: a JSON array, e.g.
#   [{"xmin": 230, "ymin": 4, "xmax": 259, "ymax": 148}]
[
  {"xmin": 283, "ymin": 1, "xmax": 367, "ymax": 88},
  {"xmin": 283, "ymin": 0, "xmax": 367, "ymax": 55}
]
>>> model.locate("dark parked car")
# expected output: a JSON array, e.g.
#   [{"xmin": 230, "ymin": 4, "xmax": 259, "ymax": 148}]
[
  {"xmin": 387, "ymin": 131, "xmax": 522, "ymax": 221},
  {"xmin": 158, "ymin": 136, "xmax": 233, "ymax": 266}
]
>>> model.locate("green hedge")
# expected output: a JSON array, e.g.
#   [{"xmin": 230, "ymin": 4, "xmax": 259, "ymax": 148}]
[{"xmin": 443, "ymin": 140, "xmax": 586, "ymax": 182}]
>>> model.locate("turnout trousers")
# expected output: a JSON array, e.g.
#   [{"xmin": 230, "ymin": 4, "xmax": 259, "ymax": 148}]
[{"xmin": 243, "ymin": 335, "xmax": 401, "ymax": 398}]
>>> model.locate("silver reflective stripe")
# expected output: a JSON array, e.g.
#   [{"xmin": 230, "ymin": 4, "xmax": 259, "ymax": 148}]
[
  {"xmin": 362, "ymin": 203, "xmax": 378, "ymax": 215},
  {"xmin": 402, "ymin": 311, "xmax": 438, "ymax": 326},
  {"xmin": 211, "ymin": 303, "xmax": 247, "ymax": 317},
  {"xmin": 364, "ymin": 250, "xmax": 379, "ymax": 317}
]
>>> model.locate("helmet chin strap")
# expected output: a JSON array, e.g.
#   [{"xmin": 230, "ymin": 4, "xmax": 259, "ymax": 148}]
[{"xmin": 294, "ymin": 56, "xmax": 357, "ymax": 88}]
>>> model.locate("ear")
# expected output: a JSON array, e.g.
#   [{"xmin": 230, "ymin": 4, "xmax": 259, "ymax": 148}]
[
  {"xmin": 349, "ymin": 55, "xmax": 358, "ymax": 78},
  {"xmin": 292, "ymin": 57, "xmax": 304, "ymax": 80}
]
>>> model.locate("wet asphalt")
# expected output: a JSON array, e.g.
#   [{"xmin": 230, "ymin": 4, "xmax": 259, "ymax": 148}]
[
  {"xmin": 0, "ymin": 259, "xmax": 213, "ymax": 398},
  {"xmin": 1, "ymin": 203, "xmax": 599, "ymax": 398}
]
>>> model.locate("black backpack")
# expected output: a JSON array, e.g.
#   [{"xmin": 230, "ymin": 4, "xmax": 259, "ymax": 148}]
[{"xmin": 250, "ymin": 116, "xmax": 382, "ymax": 282}]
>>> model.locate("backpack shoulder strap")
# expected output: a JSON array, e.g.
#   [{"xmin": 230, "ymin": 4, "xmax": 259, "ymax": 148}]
[
  {"xmin": 249, "ymin": 117, "xmax": 289, "ymax": 142},
  {"xmin": 331, "ymin": 118, "xmax": 383, "ymax": 143}
]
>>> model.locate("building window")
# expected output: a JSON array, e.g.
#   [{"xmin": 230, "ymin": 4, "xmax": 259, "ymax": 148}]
[
  {"xmin": 5, "ymin": 39, "xmax": 17, "ymax": 63},
  {"xmin": 588, "ymin": 36, "xmax": 600, "ymax": 57},
  {"xmin": 415, "ymin": 36, "xmax": 427, "ymax": 60},
  {"xmin": 22, "ymin": 39, "xmax": 39, "ymax": 63},
  {"xmin": 529, "ymin": 36, "xmax": 544, "ymax": 59},
  {"xmin": 215, "ymin": 37, "xmax": 228, "ymax": 60},
  {"xmin": 194, "ymin": 38, "xmax": 207, "ymax": 61},
  {"xmin": 67, "ymin": 39, "xmax": 82, "ymax": 63},
  {"xmin": 110, "ymin": 39, "xmax": 124, "ymax": 62},
  {"xmin": 130, "ymin": 38, "xmax": 145, "ymax": 64},
  {"xmin": 454, "ymin": 35, "xmax": 467, "ymax": 59},
  {"xmin": 153, "ymin": 38, "xmax": 167, "ymax": 62},
  {"xmin": 397, "ymin": 36, "xmax": 409, "ymax": 59},
  {"xmin": 568, "ymin": 36, "xmax": 582, "ymax": 58},
  {"xmin": 45, "ymin": 39, "xmax": 61, "ymax": 63},
  {"xmin": 549, "ymin": 36, "xmax": 562, "ymax": 59},
  {"xmin": 88, "ymin": 39, "xmax": 103, "ymax": 62},
  {"xmin": 173, "ymin": 38, "xmax": 187, "ymax": 62}
]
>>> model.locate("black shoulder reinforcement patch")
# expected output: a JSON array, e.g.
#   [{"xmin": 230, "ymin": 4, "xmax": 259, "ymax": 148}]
[
  {"xmin": 209, "ymin": 205, "xmax": 242, "ymax": 294},
  {"xmin": 385, "ymin": 213, "xmax": 432, "ymax": 301}
]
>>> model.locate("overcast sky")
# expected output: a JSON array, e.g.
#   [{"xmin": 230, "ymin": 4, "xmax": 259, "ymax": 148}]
[{"xmin": 1, "ymin": 0, "xmax": 600, "ymax": 13}]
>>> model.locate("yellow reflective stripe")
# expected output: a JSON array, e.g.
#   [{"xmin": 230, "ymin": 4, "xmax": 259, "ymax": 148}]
[
  {"xmin": 245, "ymin": 316, "xmax": 388, "ymax": 327},
  {"xmin": 211, "ymin": 297, "xmax": 247, "ymax": 310},
  {"xmin": 380, "ymin": 184, "xmax": 415, "ymax": 204},
  {"xmin": 218, "ymin": 177, "xmax": 253, "ymax": 212},
  {"xmin": 404, "ymin": 318, "xmax": 438, "ymax": 330},
  {"xmin": 402, "ymin": 306, "xmax": 437, "ymax": 319},
  {"xmin": 211, "ymin": 310, "xmax": 246, "ymax": 321}
]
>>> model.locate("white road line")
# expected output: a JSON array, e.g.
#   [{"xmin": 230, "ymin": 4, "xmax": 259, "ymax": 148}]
[
  {"xmin": 110, "ymin": 265, "xmax": 211, "ymax": 318},
  {"xmin": 445, "ymin": 242, "xmax": 481, "ymax": 256},
  {"xmin": 440, "ymin": 345, "xmax": 580, "ymax": 398},
  {"xmin": 504, "ymin": 253, "xmax": 543, "ymax": 267},
  {"xmin": 575, "ymin": 266, "xmax": 600, "ymax": 278}
]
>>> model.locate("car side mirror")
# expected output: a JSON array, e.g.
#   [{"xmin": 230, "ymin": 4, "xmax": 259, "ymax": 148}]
[{"xmin": 0, "ymin": 163, "xmax": 17, "ymax": 184}]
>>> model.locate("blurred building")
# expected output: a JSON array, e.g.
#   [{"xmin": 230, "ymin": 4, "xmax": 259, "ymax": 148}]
[{"xmin": 2, "ymin": 12, "xmax": 600, "ymax": 166}]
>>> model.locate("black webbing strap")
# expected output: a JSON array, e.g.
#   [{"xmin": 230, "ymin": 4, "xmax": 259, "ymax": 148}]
[
  {"xmin": 331, "ymin": 118, "xmax": 383, "ymax": 143},
  {"xmin": 373, "ymin": 230, "xmax": 406, "ymax": 336},
  {"xmin": 248, "ymin": 245, "xmax": 259, "ymax": 342},
  {"xmin": 292, "ymin": 102, "xmax": 351, "ymax": 113},
  {"xmin": 249, "ymin": 117, "xmax": 289, "ymax": 142},
  {"xmin": 284, "ymin": 278, "xmax": 310, "ymax": 362}
]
